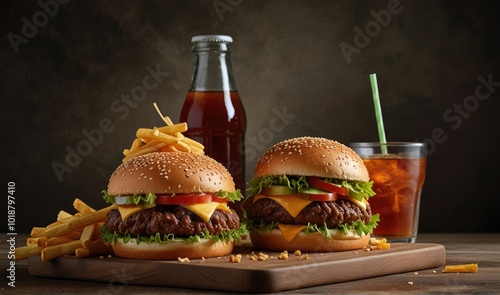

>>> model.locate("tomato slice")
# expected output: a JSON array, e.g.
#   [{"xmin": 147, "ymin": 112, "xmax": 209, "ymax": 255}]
[
  {"xmin": 299, "ymin": 191, "xmax": 338, "ymax": 202},
  {"xmin": 306, "ymin": 177, "xmax": 348, "ymax": 196},
  {"xmin": 211, "ymin": 195, "xmax": 227, "ymax": 203},
  {"xmin": 156, "ymin": 193, "xmax": 225, "ymax": 205}
]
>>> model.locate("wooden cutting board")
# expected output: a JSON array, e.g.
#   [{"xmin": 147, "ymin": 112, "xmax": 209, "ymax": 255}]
[{"xmin": 28, "ymin": 240, "xmax": 445, "ymax": 293}]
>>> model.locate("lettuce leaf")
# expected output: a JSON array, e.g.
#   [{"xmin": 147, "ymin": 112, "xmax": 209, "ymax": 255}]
[
  {"xmin": 327, "ymin": 179, "xmax": 376, "ymax": 201},
  {"xmin": 213, "ymin": 189, "xmax": 244, "ymax": 202},
  {"xmin": 247, "ymin": 175, "xmax": 308, "ymax": 196},
  {"xmin": 247, "ymin": 175, "xmax": 375, "ymax": 201},
  {"xmin": 338, "ymin": 213, "xmax": 380, "ymax": 236},
  {"xmin": 100, "ymin": 223, "xmax": 248, "ymax": 245},
  {"xmin": 102, "ymin": 189, "xmax": 244, "ymax": 204},
  {"xmin": 102, "ymin": 190, "xmax": 156, "ymax": 205}
]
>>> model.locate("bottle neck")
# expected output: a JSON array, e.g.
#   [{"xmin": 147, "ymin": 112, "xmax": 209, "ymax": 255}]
[{"xmin": 188, "ymin": 41, "xmax": 237, "ymax": 92}]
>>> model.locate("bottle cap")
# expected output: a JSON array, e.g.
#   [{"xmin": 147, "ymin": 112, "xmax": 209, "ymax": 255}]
[{"xmin": 191, "ymin": 35, "xmax": 233, "ymax": 43}]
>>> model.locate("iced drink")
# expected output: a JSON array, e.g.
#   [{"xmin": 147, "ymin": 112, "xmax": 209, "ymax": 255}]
[
  {"xmin": 364, "ymin": 156, "xmax": 426, "ymax": 241},
  {"xmin": 350, "ymin": 142, "xmax": 427, "ymax": 242}
]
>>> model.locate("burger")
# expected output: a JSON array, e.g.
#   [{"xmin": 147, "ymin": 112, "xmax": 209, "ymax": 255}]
[
  {"xmin": 100, "ymin": 151, "xmax": 246, "ymax": 259},
  {"xmin": 244, "ymin": 136, "xmax": 378, "ymax": 252}
]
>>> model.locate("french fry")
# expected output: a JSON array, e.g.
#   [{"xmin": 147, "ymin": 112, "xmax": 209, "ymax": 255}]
[
  {"xmin": 153, "ymin": 102, "xmax": 173, "ymax": 126},
  {"xmin": 164, "ymin": 116, "xmax": 174, "ymax": 126},
  {"xmin": 45, "ymin": 236, "xmax": 75, "ymax": 247},
  {"xmin": 443, "ymin": 263, "xmax": 479, "ymax": 273},
  {"xmin": 122, "ymin": 139, "xmax": 164, "ymax": 162},
  {"xmin": 155, "ymin": 122, "xmax": 188, "ymax": 134},
  {"xmin": 377, "ymin": 242, "xmax": 391, "ymax": 250},
  {"xmin": 75, "ymin": 239, "xmax": 113, "ymax": 258},
  {"xmin": 57, "ymin": 213, "xmax": 82, "ymax": 224},
  {"xmin": 41, "ymin": 240, "xmax": 82, "ymax": 261},
  {"xmin": 15, "ymin": 245, "xmax": 43, "ymax": 260},
  {"xmin": 27, "ymin": 237, "xmax": 39, "ymax": 246},
  {"xmin": 171, "ymin": 132, "xmax": 184, "ymax": 138},
  {"xmin": 63, "ymin": 230, "xmax": 83, "ymax": 240},
  {"xmin": 80, "ymin": 223, "xmax": 97, "ymax": 248},
  {"xmin": 159, "ymin": 145, "xmax": 178, "ymax": 152},
  {"xmin": 187, "ymin": 145, "xmax": 204, "ymax": 155},
  {"xmin": 37, "ymin": 236, "xmax": 48, "ymax": 247},
  {"xmin": 174, "ymin": 140, "xmax": 191, "ymax": 152},
  {"xmin": 43, "ymin": 204, "xmax": 116, "ymax": 238},
  {"xmin": 74, "ymin": 248, "xmax": 90, "ymax": 258},
  {"xmin": 122, "ymin": 144, "xmax": 162, "ymax": 163},
  {"xmin": 30, "ymin": 227, "xmax": 46, "ymax": 238},
  {"xmin": 45, "ymin": 219, "xmax": 64, "ymax": 227},
  {"xmin": 181, "ymin": 137, "xmax": 204, "ymax": 150},
  {"xmin": 369, "ymin": 237, "xmax": 391, "ymax": 250},
  {"xmin": 136, "ymin": 128, "xmax": 180, "ymax": 146},
  {"xmin": 125, "ymin": 138, "xmax": 143, "ymax": 155},
  {"xmin": 57, "ymin": 210, "xmax": 73, "ymax": 220},
  {"xmin": 73, "ymin": 198, "xmax": 96, "ymax": 214},
  {"xmin": 93, "ymin": 221, "xmax": 104, "ymax": 236}
]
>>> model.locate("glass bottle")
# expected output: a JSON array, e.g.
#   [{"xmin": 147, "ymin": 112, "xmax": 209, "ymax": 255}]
[{"xmin": 180, "ymin": 35, "xmax": 247, "ymax": 215}]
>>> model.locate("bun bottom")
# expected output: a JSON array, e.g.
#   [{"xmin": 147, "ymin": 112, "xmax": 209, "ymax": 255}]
[
  {"xmin": 111, "ymin": 238, "xmax": 234, "ymax": 260},
  {"xmin": 249, "ymin": 230, "xmax": 370, "ymax": 252}
]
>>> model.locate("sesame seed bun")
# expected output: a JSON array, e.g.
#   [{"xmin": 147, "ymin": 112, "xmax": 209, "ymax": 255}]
[
  {"xmin": 253, "ymin": 136, "xmax": 369, "ymax": 182},
  {"xmin": 108, "ymin": 151, "xmax": 236, "ymax": 196},
  {"xmin": 111, "ymin": 238, "xmax": 234, "ymax": 260}
]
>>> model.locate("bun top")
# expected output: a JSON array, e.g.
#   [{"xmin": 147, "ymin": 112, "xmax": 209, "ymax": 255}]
[
  {"xmin": 253, "ymin": 137, "xmax": 370, "ymax": 182},
  {"xmin": 108, "ymin": 152, "xmax": 235, "ymax": 195}
]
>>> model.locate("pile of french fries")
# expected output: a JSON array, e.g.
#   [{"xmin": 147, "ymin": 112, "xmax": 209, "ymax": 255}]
[
  {"xmin": 121, "ymin": 103, "xmax": 204, "ymax": 163},
  {"xmin": 16, "ymin": 199, "xmax": 117, "ymax": 261},
  {"xmin": 16, "ymin": 104, "xmax": 203, "ymax": 261}
]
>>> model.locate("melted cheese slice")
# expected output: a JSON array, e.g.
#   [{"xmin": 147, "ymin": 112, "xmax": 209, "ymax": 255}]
[
  {"xmin": 339, "ymin": 195, "xmax": 368, "ymax": 211},
  {"xmin": 278, "ymin": 224, "xmax": 306, "ymax": 243},
  {"xmin": 181, "ymin": 202, "xmax": 232, "ymax": 222},
  {"xmin": 254, "ymin": 194, "xmax": 312, "ymax": 218},
  {"xmin": 118, "ymin": 203, "xmax": 156, "ymax": 221}
]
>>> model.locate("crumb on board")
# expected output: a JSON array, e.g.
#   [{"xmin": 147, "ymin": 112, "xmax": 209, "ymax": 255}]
[
  {"xmin": 299, "ymin": 253, "xmax": 310, "ymax": 260},
  {"xmin": 229, "ymin": 254, "xmax": 242, "ymax": 263},
  {"xmin": 278, "ymin": 251, "xmax": 289, "ymax": 260},
  {"xmin": 177, "ymin": 257, "xmax": 190, "ymax": 263},
  {"xmin": 248, "ymin": 252, "xmax": 270, "ymax": 261},
  {"xmin": 257, "ymin": 252, "xmax": 269, "ymax": 261}
]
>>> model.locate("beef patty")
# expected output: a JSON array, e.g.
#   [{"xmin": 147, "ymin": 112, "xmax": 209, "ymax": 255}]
[
  {"xmin": 245, "ymin": 198, "xmax": 372, "ymax": 228},
  {"xmin": 104, "ymin": 205, "xmax": 240, "ymax": 237}
]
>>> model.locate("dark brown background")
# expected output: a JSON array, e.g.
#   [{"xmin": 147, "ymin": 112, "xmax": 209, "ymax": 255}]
[{"xmin": 2, "ymin": 0, "xmax": 499, "ymax": 234}]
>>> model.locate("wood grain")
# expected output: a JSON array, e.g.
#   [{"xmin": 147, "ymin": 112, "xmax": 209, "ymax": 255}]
[{"xmin": 28, "ymin": 240, "xmax": 445, "ymax": 293}]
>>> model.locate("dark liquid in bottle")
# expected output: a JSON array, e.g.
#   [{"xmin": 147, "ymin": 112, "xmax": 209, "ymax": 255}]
[{"xmin": 180, "ymin": 90, "xmax": 246, "ymax": 214}]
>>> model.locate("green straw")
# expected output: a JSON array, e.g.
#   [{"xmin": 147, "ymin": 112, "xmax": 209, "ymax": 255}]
[{"xmin": 369, "ymin": 73, "xmax": 388, "ymax": 154}]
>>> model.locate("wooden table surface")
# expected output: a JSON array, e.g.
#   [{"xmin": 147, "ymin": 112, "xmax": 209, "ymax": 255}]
[{"xmin": 2, "ymin": 233, "xmax": 499, "ymax": 294}]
